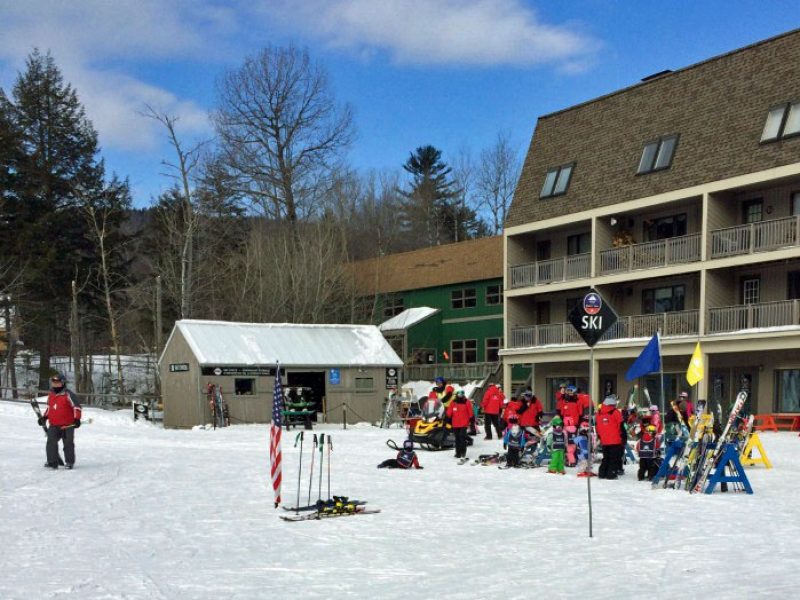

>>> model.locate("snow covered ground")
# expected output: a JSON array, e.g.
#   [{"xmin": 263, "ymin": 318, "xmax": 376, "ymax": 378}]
[{"xmin": 2, "ymin": 400, "xmax": 800, "ymax": 599}]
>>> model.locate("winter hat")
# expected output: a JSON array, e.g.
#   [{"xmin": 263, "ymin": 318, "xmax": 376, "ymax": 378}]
[
  {"xmin": 403, "ymin": 440, "xmax": 414, "ymax": 452},
  {"xmin": 455, "ymin": 389, "xmax": 466, "ymax": 397},
  {"xmin": 445, "ymin": 385, "xmax": 455, "ymax": 394},
  {"xmin": 550, "ymin": 416, "xmax": 563, "ymax": 427},
  {"xmin": 428, "ymin": 391, "xmax": 438, "ymax": 400},
  {"xmin": 650, "ymin": 405, "xmax": 659, "ymax": 412},
  {"xmin": 603, "ymin": 395, "xmax": 617, "ymax": 406},
  {"xmin": 522, "ymin": 390, "xmax": 533, "ymax": 399},
  {"xmin": 679, "ymin": 391, "xmax": 689, "ymax": 399},
  {"xmin": 566, "ymin": 385, "xmax": 577, "ymax": 393}
]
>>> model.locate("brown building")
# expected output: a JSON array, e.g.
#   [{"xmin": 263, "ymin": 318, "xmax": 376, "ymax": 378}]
[{"xmin": 503, "ymin": 29, "xmax": 800, "ymax": 414}]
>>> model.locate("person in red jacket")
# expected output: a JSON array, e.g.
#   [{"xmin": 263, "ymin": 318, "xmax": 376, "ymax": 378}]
[
  {"xmin": 501, "ymin": 393, "xmax": 523, "ymax": 426},
  {"xmin": 596, "ymin": 396, "xmax": 623, "ymax": 479},
  {"xmin": 517, "ymin": 390, "xmax": 543, "ymax": 431},
  {"xmin": 40, "ymin": 373, "xmax": 82, "ymax": 469},
  {"xmin": 480, "ymin": 384, "xmax": 504, "ymax": 440},
  {"xmin": 556, "ymin": 385, "xmax": 588, "ymax": 426},
  {"xmin": 446, "ymin": 390, "xmax": 473, "ymax": 460}
]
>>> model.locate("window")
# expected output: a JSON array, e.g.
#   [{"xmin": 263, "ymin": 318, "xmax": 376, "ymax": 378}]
[
  {"xmin": 566, "ymin": 296, "xmax": 583, "ymax": 316},
  {"xmin": 486, "ymin": 337, "xmax": 503, "ymax": 362},
  {"xmin": 383, "ymin": 295, "xmax": 404, "ymax": 318},
  {"xmin": 742, "ymin": 199, "xmax": 763, "ymax": 224},
  {"xmin": 536, "ymin": 240, "xmax": 551, "ymax": 261},
  {"xmin": 540, "ymin": 163, "xmax": 574, "ymax": 198},
  {"xmin": 642, "ymin": 285, "xmax": 685, "ymax": 314},
  {"xmin": 486, "ymin": 284, "xmax": 503, "ymax": 305},
  {"xmin": 791, "ymin": 191, "xmax": 800, "ymax": 216},
  {"xmin": 235, "ymin": 378, "xmax": 255, "ymax": 396},
  {"xmin": 775, "ymin": 369, "xmax": 800, "ymax": 412},
  {"xmin": 789, "ymin": 271, "xmax": 800, "ymax": 300},
  {"xmin": 451, "ymin": 339, "xmax": 477, "ymax": 363},
  {"xmin": 644, "ymin": 214, "xmax": 687, "ymax": 241},
  {"xmin": 355, "ymin": 377, "xmax": 374, "ymax": 392},
  {"xmin": 761, "ymin": 102, "xmax": 800, "ymax": 142},
  {"xmin": 567, "ymin": 233, "xmax": 591, "ymax": 255},
  {"xmin": 741, "ymin": 277, "xmax": 760, "ymax": 304},
  {"xmin": 451, "ymin": 288, "xmax": 476, "ymax": 309},
  {"xmin": 637, "ymin": 135, "xmax": 679, "ymax": 174}
]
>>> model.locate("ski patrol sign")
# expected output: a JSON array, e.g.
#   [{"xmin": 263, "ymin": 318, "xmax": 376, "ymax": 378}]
[{"xmin": 568, "ymin": 289, "xmax": 618, "ymax": 347}]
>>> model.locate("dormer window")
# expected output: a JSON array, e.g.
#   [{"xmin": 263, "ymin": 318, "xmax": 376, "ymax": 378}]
[
  {"xmin": 761, "ymin": 102, "xmax": 800, "ymax": 142},
  {"xmin": 540, "ymin": 162, "xmax": 574, "ymax": 198},
  {"xmin": 637, "ymin": 134, "xmax": 678, "ymax": 174}
]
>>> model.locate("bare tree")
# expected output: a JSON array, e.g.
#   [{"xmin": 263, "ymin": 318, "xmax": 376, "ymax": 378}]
[
  {"xmin": 142, "ymin": 105, "xmax": 207, "ymax": 319},
  {"xmin": 451, "ymin": 145, "xmax": 475, "ymax": 243},
  {"xmin": 476, "ymin": 132, "xmax": 521, "ymax": 235},
  {"xmin": 212, "ymin": 45, "xmax": 354, "ymax": 223}
]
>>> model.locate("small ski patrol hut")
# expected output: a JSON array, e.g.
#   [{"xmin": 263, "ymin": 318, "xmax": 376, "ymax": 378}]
[{"xmin": 159, "ymin": 320, "xmax": 403, "ymax": 428}]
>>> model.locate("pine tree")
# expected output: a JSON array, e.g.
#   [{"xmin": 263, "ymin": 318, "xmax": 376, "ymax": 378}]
[
  {"xmin": 400, "ymin": 145, "xmax": 481, "ymax": 246},
  {"xmin": 0, "ymin": 49, "xmax": 127, "ymax": 388}
]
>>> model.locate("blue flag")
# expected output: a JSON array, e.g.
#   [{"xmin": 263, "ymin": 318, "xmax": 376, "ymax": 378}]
[{"xmin": 625, "ymin": 334, "xmax": 661, "ymax": 381}]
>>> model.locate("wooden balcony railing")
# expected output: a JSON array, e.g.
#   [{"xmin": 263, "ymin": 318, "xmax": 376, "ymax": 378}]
[
  {"xmin": 710, "ymin": 216, "xmax": 800, "ymax": 258},
  {"xmin": 707, "ymin": 300, "xmax": 800, "ymax": 333},
  {"xmin": 403, "ymin": 362, "xmax": 498, "ymax": 382},
  {"xmin": 510, "ymin": 309, "xmax": 699, "ymax": 348},
  {"xmin": 509, "ymin": 253, "xmax": 590, "ymax": 288},
  {"xmin": 599, "ymin": 233, "xmax": 702, "ymax": 275}
]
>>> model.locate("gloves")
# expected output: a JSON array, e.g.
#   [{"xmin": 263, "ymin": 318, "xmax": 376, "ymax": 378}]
[
  {"xmin": 74, "ymin": 419, "xmax": 81, "ymax": 429},
  {"xmin": 37, "ymin": 416, "xmax": 46, "ymax": 427},
  {"xmin": 503, "ymin": 444, "xmax": 508, "ymax": 450}
]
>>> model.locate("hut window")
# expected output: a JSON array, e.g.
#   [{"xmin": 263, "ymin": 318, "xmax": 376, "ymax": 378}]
[
  {"xmin": 355, "ymin": 377, "xmax": 374, "ymax": 392},
  {"xmin": 235, "ymin": 378, "xmax": 255, "ymax": 395}
]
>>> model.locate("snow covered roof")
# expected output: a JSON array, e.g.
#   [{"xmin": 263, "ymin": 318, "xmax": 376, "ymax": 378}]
[
  {"xmin": 164, "ymin": 320, "xmax": 403, "ymax": 368},
  {"xmin": 379, "ymin": 307, "xmax": 440, "ymax": 332}
]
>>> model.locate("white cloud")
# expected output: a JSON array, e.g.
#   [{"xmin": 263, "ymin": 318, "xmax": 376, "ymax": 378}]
[
  {"xmin": 0, "ymin": 1, "xmax": 222, "ymax": 152},
  {"xmin": 270, "ymin": 0, "xmax": 597, "ymax": 68}
]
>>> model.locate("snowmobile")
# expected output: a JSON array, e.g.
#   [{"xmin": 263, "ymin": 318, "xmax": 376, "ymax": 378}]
[{"xmin": 406, "ymin": 396, "xmax": 474, "ymax": 451}]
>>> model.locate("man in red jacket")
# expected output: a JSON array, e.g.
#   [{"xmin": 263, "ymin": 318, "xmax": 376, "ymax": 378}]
[
  {"xmin": 518, "ymin": 390, "xmax": 543, "ymax": 431},
  {"xmin": 595, "ymin": 396, "xmax": 623, "ymax": 479},
  {"xmin": 446, "ymin": 390, "xmax": 473, "ymax": 460},
  {"xmin": 479, "ymin": 384, "xmax": 504, "ymax": 440},
  {"xmin": 41, "ymin": 373, "xmax": 82, "ymax": 469}
]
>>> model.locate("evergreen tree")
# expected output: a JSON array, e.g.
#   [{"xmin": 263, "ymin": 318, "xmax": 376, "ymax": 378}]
[
  {"xmin": 400, "ymin": 145, "xmax": 481, "ymax": 246},
  {"xmin": 0, "ymin": 49, "xmax": 127, "ymax": 388}
]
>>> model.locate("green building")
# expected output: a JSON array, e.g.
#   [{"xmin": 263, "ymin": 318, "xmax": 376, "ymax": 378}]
[{"xmin": 352, "ymin": 236, "xmax": 528, "ymax": 385}]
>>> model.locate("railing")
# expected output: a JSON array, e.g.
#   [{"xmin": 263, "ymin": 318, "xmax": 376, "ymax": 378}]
[
  {"xmin": 707, "ymin": 300, "xmax": 800, "ymax": 333},
  {"xmin": 509, "ymin": 253, "xmax": 590, "ymax": 288},
  {"xmin": 403, "ymin": 362, "xmax": 498, "ymax": 382},
  {"xmin": 710, "ymin": 216, "xmax": 800, "ymax": 258},
  {"xmin": 510, "ymin": 309, "xmax": 699, "ymax": 348},
  {"xmin": 599, "ymin": 233, "xmax": 702, "ymax": 274}
]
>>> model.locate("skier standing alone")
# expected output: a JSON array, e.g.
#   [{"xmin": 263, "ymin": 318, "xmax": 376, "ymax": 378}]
[
  {"xmin": 40, "ymin": 374, "xmax": 82, "ymax": 469},
  {"xmin": 596, "ymin": 396, "xmax": 623, "ymax": 479}
]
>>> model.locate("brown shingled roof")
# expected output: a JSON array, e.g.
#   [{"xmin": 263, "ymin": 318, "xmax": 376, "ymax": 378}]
[
  {"xmin": 349, "ymin": 236, "xmax": 503, "ymax": 295},
  {"xmin": 506, "ymin": 28, "xmax": 800, "ymax": 228}
]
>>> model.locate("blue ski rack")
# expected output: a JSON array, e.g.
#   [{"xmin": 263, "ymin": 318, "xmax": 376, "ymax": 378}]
[
  {"xmin": 703, "ymin": 443, "xmax": 753, "ymax": 495},
  {"xmin": 651, "ymin": 439, "xmax": 684, "ymax": 485}
]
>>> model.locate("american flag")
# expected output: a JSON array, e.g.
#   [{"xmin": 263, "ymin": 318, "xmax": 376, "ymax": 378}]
[{"xmin": 270, "ymin": 363, "xmax": 283, "ymax": 508}]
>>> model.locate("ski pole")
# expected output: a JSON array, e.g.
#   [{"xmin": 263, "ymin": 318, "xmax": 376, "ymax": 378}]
[
  {"xmin": 294, "ymin": 431, "xmax": 304, "ymax": 514},
  {"xmin": 327, "ymin": 435, "xmax": 332, "ymax": 501},
  {"xmin": 307, "ymin": 434, "xmax": 317, "ymax": 505},
  {"xmin": 317, "ymin": 433, "xmax": 325, "ymax": 503}
]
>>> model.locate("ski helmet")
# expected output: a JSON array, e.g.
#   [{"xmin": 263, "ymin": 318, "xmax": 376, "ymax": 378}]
[
  {"xmin": 508, "ymin": 415, "xmax": 519, "ymax": 424},
  {"xmin": 550, "ymin": 416, "xmax": 563, "ymax": 427},
  {"xmin": 566, "ymin": 385, "xmax": 577, "ymax": 393},
  {"xmin": 434, "ymin": 376, "xmax": 445, "ymax": 386},
  {"xmin": 403, "ymin": 440, "xmax": 413, "ymax": 452},
  {"xmin": 455, "ymin": 389, "xmax": 466, "ymax": 397},
  {"xmin": 645, "ymin": 425, "xmax": 657, "ymax": 434}
]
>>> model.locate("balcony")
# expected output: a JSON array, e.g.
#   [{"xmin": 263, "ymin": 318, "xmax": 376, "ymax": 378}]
[
  {"xmin": 509, "ymin": 253, "xmax": 590, "ymax": 289},
  {"xmin": 403, "ymin": 362, "xmax": 497, "ymax": 382},
  {"xmin": 599, "ymin": 234, "xmax": 702, "ymax": 275},
  {"xmin": 707, "ymin": 300, "xmax": 800, "ymax": 333},
  {"xmin": 710, "ymin": 216, "xmax": 800, "ymax": 258},
  {"xmin": 510, "ymin": 309, "xmax": 699, "ymax": 348}
]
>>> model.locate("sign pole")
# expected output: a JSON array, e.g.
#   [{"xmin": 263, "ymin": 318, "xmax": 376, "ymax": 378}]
[{"xmin": 587, "ymin": 345, "xmax": 594, "ymax": 538}]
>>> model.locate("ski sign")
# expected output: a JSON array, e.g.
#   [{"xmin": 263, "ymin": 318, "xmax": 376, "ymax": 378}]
[{"xmin": 568, "ymin": 290, "xmax": 618, "ymax": 347}]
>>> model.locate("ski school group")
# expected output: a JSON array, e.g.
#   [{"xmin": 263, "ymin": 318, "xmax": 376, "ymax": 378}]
[{"xmin": 381, "ymin": 375, "xmax": 756, "ymax": 494}]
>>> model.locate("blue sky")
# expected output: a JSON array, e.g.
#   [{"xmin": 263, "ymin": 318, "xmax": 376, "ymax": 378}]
[{"xmin": 0, "ymin": 1, "xmax": 795, "ymax": 207}]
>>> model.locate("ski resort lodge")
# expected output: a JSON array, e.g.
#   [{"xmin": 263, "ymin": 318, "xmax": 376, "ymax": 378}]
[
  {"xmin": 158, "ymin": 320, "xmax": 402, "ymax": 428},
  {"xmin": 502, "ymin": 29, "xmax": 800, "ymax": 415}
]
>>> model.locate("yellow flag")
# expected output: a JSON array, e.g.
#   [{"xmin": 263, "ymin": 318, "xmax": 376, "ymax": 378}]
[{"xmin": 686, "ymin": 342, "xmax": 704, "ymax": 386}]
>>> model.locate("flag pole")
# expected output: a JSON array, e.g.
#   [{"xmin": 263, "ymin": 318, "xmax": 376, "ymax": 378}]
[{"xmin": 657, "ymin": 329, "xmax": 665, "ymax": 418}]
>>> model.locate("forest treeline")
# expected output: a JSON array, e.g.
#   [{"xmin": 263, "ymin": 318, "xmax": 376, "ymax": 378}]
[{"xmin": 0, "ymin": 47, "xmax": 520, "ymax": 391}]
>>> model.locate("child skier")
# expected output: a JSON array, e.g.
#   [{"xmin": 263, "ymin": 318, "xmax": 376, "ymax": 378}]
[
  {"xmin": 502, "ymin": 416, "xmax": 527, "ymax": 468},
  {"xmin": 547, "ymin": 416, "xmax": 567, "ymax": 474},
  {"xmin": 636, "ymin": 425, "xmax": 661, "ymax": 481},
  {"xmin": 565, "ymin": 418, "xmax": 578, "ymax": 467},
  {"xmin": 378, "ymin": 440, "xmax": 423, "ymax": 469}
]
